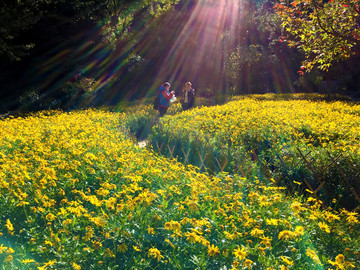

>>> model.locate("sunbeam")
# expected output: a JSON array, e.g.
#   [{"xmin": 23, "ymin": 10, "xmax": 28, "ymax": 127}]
[
  {"xmin": 17, "ymin": 0, "xmax": 252, "ymax": 108},
  {"xmin": 15, "ymin": 0, "xmax": 297, "ymax": 110},
  {"xmin": 153, "ymin": 0, "xmax": 245, "ymax": 92}
]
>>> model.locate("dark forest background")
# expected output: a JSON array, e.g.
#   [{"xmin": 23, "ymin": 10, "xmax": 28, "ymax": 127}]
[{"xmin": 1, "ymin": 0, "xmax": 359, "ymax": 114}]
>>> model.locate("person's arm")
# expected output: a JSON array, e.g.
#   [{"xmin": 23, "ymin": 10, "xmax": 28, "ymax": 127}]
[
  {"xmin": 162, "ymin": 90, "xmax": 174, "ymax": 101},
  {"xmin": 189, "ymin": 90, "xmax": 195, "ymax": 100},
  {"xmin": 189, "ymin": 90, "xmax": 195, "ymax": 106}
]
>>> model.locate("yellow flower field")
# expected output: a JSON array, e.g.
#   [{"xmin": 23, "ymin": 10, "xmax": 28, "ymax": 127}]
[
  {"xmin": 150, "ymin": 95, "xmax": 360, "ymax": 207},
  {"xmin": 156, "ymin": 96, "xmax": 360, "ymax": 154},
  {"xmin": 0, "ymin": 108, "xmax": 359, "ymax": 269}
]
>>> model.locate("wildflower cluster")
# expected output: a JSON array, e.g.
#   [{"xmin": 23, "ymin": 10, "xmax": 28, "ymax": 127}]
[
  {"xmin": 150, "ymin": 95, "xmax": 360, "ymax": 205},
  {"xmin": 0, "ymin": 106, "xmax": 359, "ymax": 269},
  {"xmin": 154, "ymin": 95, "xmax": 360, "ymax": 154}
]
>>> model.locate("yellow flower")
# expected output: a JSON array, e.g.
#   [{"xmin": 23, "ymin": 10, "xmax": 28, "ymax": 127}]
[
  {"xmin": 148, "ymin": 226, "xmax": 155, "ymax": 234},
  {"xmin": 44, "ymin": 240, "xmax": 53, "ymax": 247},
  {"xmin": 294, "ymin": 226, "xmax": 305, "ymax": 236},
  {"xmin": 328, "ymin": 254, "xmax": 356, "ymax": 269},
  {"xmin": 306, "ymin": 248, "xmax": 321, "ymax": 264},
  {"xmin": 165, "ymin": 238, "xmax": 175, "ymax": 248},
  {"xmin": 3, "ymin": 255, "xmax": 13, "ymax": 263},
  {"xmin": 281, "ymin": 256, "xmax": 294, "ymax": 266},
  {"xmin": 164, "ymin": 222, "xmax": 172, "ymax": 230},
  {"xmin": 92, "ymin": 240, "xmax": 102, "ymax": 249},
  {"xmin": 89, "ymin": 216, "xmax": 106, "ymax": 227},
  {"xmin": 323, "ymin": 211, "xmax": 340, "ymax": 223},
  {"xmin": 104, "ymin": 248, "xmax": 115, "ymax": 258},
  {"xmin": 341, "ymin": 210, "xmax": 359, "ymax": 225},
  {"xmin": 346, "ymin": 214, "xmax": 359, "ymax": 224},
  {"xmin": 164, "ymin": 220, "xmax": 182, "ymax": 232},
  {"xmin": 17, "ymin": 201, "xmax": 29, "ymax": 207},
  {"xmin": 46, "ymin": 213, "xmax": 56, "ymax": 221},
  {"xmin": 291, "ymin": 201, "xmax": 303, "ymax": 214},
  {"xmin": 243, "ymin": 259, "xmax": 253, "ymax": 268},
  {"xmin": 201, "ymin": 238, "xmax": 210, "ymax": 247},
  {"xmin": 106, "ymin": 197, "xmax": 117, "ymax": 210},
  {"xmin": 260, "ymin": 236, "xmax": 272, "ymax": 248},
  {"xmin": 117, "ymin": 243, "xmax": 128, "ymax": 253},
  {"xmin": 22, "ymin": 259, "xmax": 36, "ymax": 264},
  {"xmin": 233, "ymin": 246, "xmax": 247, "ymax": 260},
  {"xmin": 207, "ymin": 244, "xmax": 220, "ymax": 257},
  {"xmin": 255, "ymin": 246, "xmax": 266, "ymax": 257},
  {"xmin": 266, "ymin": 218, "xmax": 280, "ymax": 226},
  {"xmin": 308, "ymin": 213, "xmax": 319, "ymax": 220},
  {"xmin": 148, "ymin": 247, "xmax": 164, "ymax": 261},
  {"xmin": 278, "ymin": 230, "xmax": 297, "ymax": 241},
  {"xmin": 38, "ymin": 259, "xmax": 56, "ymax": 270},
  {"xmin": 250, "ymin": 227, "xmax": 264, "ymax": 237},
  {"xmin": 185, "ymin": 231, "xmax": 200, "ymax": 244},
  {"xmin": 318, "ymin": 222, "xmax": 330, "ymax": 233},
  {"xmin": 171, "ymin": 221, "xmax": 181, "ymax": 232},
  {"xmin": 133, "ymin": 245, "xmax": 140, "ymax": 252},
  {"xmin": 71, "ymin": 262, "xmax": 81, "ymax": 270},
  {"xmin": 5, "ymin": 247, "xmax": 14, "ymax": 255},
  {"xmin": 5, "ymin": 219, "xmax": 14, "ymax": 235},
  {"xmin": 82, "ymin": 226, "xmax": 94, "ymax": 242}
]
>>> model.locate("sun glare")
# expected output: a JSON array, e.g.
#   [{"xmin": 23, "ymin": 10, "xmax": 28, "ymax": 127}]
[
  {"xmin": 155, "ymin": 0, "xmax": 245, "ymax": 91},
  {"xmin": 23, "ymin": 0, "xmax": 247, "ymax": 105}
]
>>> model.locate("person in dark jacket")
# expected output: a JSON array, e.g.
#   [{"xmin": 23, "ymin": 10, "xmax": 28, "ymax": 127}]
[
  {"xmin": 158, "ymin": 82, "xmax": 175, "ymax": 117},
  {"xmin": 180, "ymin": 82, "xmax": 195, "ymax": 111}
]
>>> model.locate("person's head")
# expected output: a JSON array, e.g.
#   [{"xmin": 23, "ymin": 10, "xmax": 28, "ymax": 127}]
[
  {"xmin": 184, "ymin": 82, "xmax": 192, "ymax": 91},
  {"xmin": 163, "ymin": 82, "xmax": 171, "ymax": 90}
]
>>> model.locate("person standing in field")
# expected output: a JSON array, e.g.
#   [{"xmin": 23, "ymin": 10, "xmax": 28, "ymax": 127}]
[
  {"xmin": 157, "ymin": 82, "xmax": 175, "ymax": 117},
  {"xmin": 180, "ymin": 81, "xmax": 195, "ymax": 111}
]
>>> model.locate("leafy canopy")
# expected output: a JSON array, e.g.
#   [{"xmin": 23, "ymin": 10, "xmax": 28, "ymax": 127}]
[
  {"xmin": 0, "ymin": 0, "xmax": 179, "ymax": 61},
  {"xmin": 274, "ymin": 0, "xmax": 360, "ymax": 73}
]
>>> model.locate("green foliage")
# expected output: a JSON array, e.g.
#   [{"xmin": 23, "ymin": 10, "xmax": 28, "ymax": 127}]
[
  {"xmin": 238, "ymin": 92, "xmax": 353, "ymax": 102},
  {"xmin": 227, "ymin": 44, "xmax": 265, "ymax": 81},
  {"xmin": 101, "ymin": 0, "xmax": 179, "ymax": 43},
  {"xmin": 0, "ymin": 1, "xmax": 40, "ymax": 61},
  {"xmin": 274, "ymin": 0, "xmax": 360, "ymax": 72},
  {"xmin": 0, "ymin": 0, "xmax": 179, "ymax": 62},
  {"xmin": 223, "ymin": 0, "xmax": 301, "ymax": 94},
  {"xmin": 19, "ymin": 76, "xmax": 97, "ymax": 111}
]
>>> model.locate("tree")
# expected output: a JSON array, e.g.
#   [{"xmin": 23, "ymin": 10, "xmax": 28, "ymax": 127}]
[
  {"xmin": 274, "ymin": 0, "xmax": 360, "ymax": 72},
  {"xmin": 224, "ymin": 0, "xmax": 302, "ymax": 94},
  {"xmin": 0, "ymin": 1, "xmax": 42, "ymax": 61},
  {"xmin": 0, "ymin": 0, "xmax": 179, "ymax": 62},
  {"xmin": 0, "ymin": 0, "xmax": 180, "ymax": 112}
]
